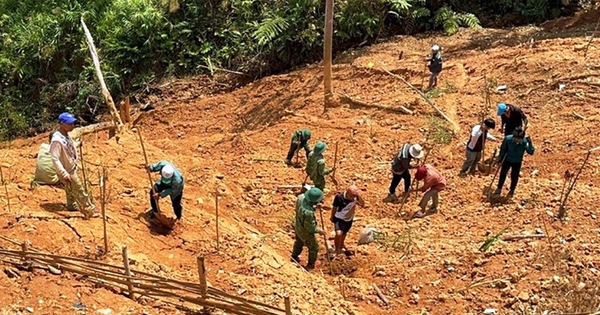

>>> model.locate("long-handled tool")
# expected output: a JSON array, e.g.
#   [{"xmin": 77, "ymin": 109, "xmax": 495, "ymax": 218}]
[
  {"xmin": 317, "ymin": 205, "xmax": 333, "ymax": 275},
  {"xmin": 331, "ymin": 141, "xmax": 339, "ymax": 189},
  {"xmin": 485, "ymin": 155, "xmax": 506, "ymax": 198},
  {"xmin": 78, "ymin": 141, "xmax": 91, "ymax": 199},
  {"xmin": 135, "ymin": 128, "xmax": 171, "ymax": 226}
]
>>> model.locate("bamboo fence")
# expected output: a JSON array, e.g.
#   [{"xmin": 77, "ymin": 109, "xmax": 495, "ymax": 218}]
[{"xmin": 0, "ymin": 242, "xmax": 288, "ymax": 315}]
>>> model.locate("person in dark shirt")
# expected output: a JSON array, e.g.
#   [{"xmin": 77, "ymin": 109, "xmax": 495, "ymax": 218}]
[
  {"xmin": 426, "ymin": 45, "xmax": 443, "ymax": 90},
  {"xmin": 497, "ymin": 103, "xmax": 528, "ymax": 136},
  {"xmin": 330, "ymin": 185, "xmax": 364, "ymax": 258},
  {"xmin": 494, "ymin": 127, "xmax": 535, "ymax": 198},
  {"xmin": 383, "ymin": 143, "xmax": 423, "ymax": 203}
]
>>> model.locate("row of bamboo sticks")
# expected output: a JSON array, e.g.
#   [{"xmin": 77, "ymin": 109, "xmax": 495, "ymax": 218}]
[{"xmin": 0, "ymin": 243, "xmax": 290, "ymax": 315}]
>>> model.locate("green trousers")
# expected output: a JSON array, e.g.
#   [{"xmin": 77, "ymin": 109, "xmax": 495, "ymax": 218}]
[
  {"xmin": 291, "ymin": 232, "xmax": 319, "ymax": 265},
  {"xmin": 65, "ymin": 171, "xmax": 95, "ymax": 215}
]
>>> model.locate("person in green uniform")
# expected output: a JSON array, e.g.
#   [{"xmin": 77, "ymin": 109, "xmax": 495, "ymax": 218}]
[
  {"xmin": 291, "ymin": 187, "xmax": 326, "ymax": 270},
  {"xmin": 305, "ymin": 141, "xmax": 334, "ymax": 191},
  {"xmin": 285, "ymin": 129, "xmax": 312, "ymax": 165}
]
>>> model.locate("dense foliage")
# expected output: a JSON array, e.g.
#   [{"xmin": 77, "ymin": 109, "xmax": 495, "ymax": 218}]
[{"xmin": 0, "ymin": 0, "xmax": 579, "ymax": 139}]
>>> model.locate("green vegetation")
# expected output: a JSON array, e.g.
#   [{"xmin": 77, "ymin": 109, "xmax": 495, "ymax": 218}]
[
  {"xmin": 428, "ymin": 116, "xmax": 454, "ymax": 145},
  {"xmin": 0, "ymin": 0, "xmax": 579, "ymax": 139}
]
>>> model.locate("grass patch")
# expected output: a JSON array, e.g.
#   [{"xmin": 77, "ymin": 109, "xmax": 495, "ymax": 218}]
[{"xmin": 428, "ymin": 116, "xmax": 454, "ymax": 145}]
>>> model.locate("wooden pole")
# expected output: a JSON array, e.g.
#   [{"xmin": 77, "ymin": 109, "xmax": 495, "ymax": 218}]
[
  {"xmin": 317, "ymin": 205, "xmax": 332, "ymax": 275},
  {"xmin": 332, "ymin": 141, "xmax": 339, "ymax": 179},
  {"xmin": 558, "ymin": 147, "xmax": 600, "ymax": 218},
  {"xmin": 323, "ymin": 0, "xmax": 334, "ymax": 108},
  {"xmin": 284, "ymin": 296, "xmax": 291, "ymax": 315},
  {"xmin": 215, "ymin": 188, "xmax": 220, "ymax": 252},
  {"xmin": 0, "ymin": 164, "xmax": 10, "ymax": 213},
  {"xmin": 79, "ymin": 142, "xmax": 89, "ymax": 196},
  {"xmin": 381, "ymin": 66, "xmax": 460, "ymax": 131},
  {"xmin": 197, "ymin": 255, "xmax": 207, "ymax": 297},
  {"xmin": 372, "ymin": 284, "xmax": 389, "ymax": 305},
  {"xmin": 80, "ymin": 18, "xmax": 123, "ymax": 131},
  {"xmin": 121, "ymin": 246, "xmax": 134, "ymax": 299},
  {"xmin": 135, "ymin": 128, "xmax": 163, "ymax": 217},
  {"xmin": 21, "ymin": 241, "xmax": 28, "ymax": 264},
  {"xmin": 101, "ymin": 167, "xmax": 108, "ymax": 254}
]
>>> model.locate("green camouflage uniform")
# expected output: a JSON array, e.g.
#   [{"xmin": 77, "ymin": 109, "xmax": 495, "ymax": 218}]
[
  {"xmin": 292, "ymin": 194, "xmax": 321, "ymax": 265},
  {"xmin": 305, "ymin": 152, "xmax": 332, "ymax": 191}
]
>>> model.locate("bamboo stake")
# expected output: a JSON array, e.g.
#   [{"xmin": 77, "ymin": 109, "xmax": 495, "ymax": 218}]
[
  {"xmin": 502, "ymin": 234, "xmax": 545, "ymax": 241},
  {"xmin": 332, "ymin": 141, "xmax": 339, "ymax": 179},
  {"xmin": 198, "ymin": 255, "xmax": 207, "ymax": 297},
  {"xmin": 79, "ymin": 141, "xmax": 89, "ymax": 196},
  {"xmin": 317, "ymin": 205, "xmax": 332, "ymax": 275},
  {"xmin": 21, "ymin": 241, "xmax": 29, "ymax": 265},
  {"xmin": 80, "ymin": 18, "xmax": 123, "ymax": 130},
  {"xmin": 0, "ymin": 164, "xmax": 10, "ymax": 213},
  {"xmin": 100, "ymin": 167, "xmax": 108, "ymax": 254},
  {"xmin": 558, "ymin": 146, "xmax": 600, "ymax": 218},
  {"xmin": 215, "ymin": 188, "xmax": 220, "ymax": 252},
  {"xmin": 284, "ymin": 297, "xmax": 291, "ymax": 315},
  {"xmin": 372, "ymin": 284, "xmax": 389, "ymax": 305},
  {"xmin": 122, "ymin": 246, "xmax": 135, "ymax": 299},
  {"xmin": 381, "ymin": 66, "xmax": 460, "ymax": 131}
]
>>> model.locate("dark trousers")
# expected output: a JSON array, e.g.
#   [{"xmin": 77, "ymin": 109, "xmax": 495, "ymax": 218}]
[
  {"xmin": 497, "ymin": 161, "xmax": 522, "ymax": 192},
  {"xmin": 150, "ymin": 183, "xmax": 183, "ymax": 219},
  {"xmin": 389, "ymin": 170, "xmax": 411, "ymax": 195},
  {"xmin": 286, "ymin": 141, "xmax": 309, "ymax": 161}
]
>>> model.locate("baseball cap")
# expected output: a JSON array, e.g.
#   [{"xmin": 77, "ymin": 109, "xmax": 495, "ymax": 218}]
[{"xmin": 58, "ymin": 112, "xmax": 77, "ymax": 124}]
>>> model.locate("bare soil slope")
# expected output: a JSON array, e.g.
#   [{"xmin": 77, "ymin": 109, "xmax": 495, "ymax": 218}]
[{"xmin": 2, "ymin": 9, "xmax": 600, "ymax": 315}]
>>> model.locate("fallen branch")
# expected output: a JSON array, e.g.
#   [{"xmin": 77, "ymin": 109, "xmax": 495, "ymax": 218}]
[
  {"xmin": 340, "ymin": 93, "xmax": 413, "ymax": 115},
  {"xmin": 372, "ymin": 284, "xmax": 389, "ymax": 305},
  {"xmin": 252, "ymin": 158, "xmax": 282, "ymax": 163},
  {"xmin": 70, "ymin": 122, "xmax": 116, "ymax": 139},
  {"xmin": 573, "ymin": 111, "xmax": 587, "ymax": 120},
  {"xmin": 381, "ymin": 66, "xmax": 459, "ymax": 131},
  {"xmin": 584, "ymin": 14, "xmax": 600, "ymax": 59},
  {"xmin": 502, "ymin": 234, "xmax": 545, "ymax": 241},
  {"xmin": 559, "ymin": 146, "xmax": 600, "ymax": 218},
  {"xmin": 81, "ymin": 18, "xmax": 123, "ymax": 131}
]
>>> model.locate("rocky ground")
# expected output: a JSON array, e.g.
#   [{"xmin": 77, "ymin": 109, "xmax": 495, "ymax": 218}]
[{"xmin": 1, "ymin": 8, "xmax": 600, "ymax": 315}]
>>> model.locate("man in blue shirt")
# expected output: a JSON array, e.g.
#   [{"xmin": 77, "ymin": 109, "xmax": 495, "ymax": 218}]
[
  {"xmin": 148, "ymin": 161, "xmax": 185, "ymax": 220},
  {"xmin": 494, "ymin": 127, "xmax": 535, "ymax": 198}
]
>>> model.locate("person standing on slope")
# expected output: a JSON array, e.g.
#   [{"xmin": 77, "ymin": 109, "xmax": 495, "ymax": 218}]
[
  {"xmin": 330, "ymin": 185, "xmax": 364, "ymax": 259},
  {"xmin": 291, "ymin": 187, "xmax": 327, "ymax": 270},
  {"xmin": 497, "ymin": 103, "xmax": 528, "ymax": 136},
  {"xmin": 50, "ymin": 112, "xmax": 97, "ymax": 218},
  {"xmin": 494, "ymin": 127, "xmax": 535, "ymax": 198},
  {"xmin": 459, "ymin": 118, "xmax": 497, "ymax": 177},
  {"xmin": 411, "ymin": 164, "xmax": 446, "ymax": 219},
  {"xmin": 305, "ymin": 141, "xmax": 334, "ymax": 191},
  {"xmin": 426, "ymin": 45, "xmax": 443, "ymax": 90}
]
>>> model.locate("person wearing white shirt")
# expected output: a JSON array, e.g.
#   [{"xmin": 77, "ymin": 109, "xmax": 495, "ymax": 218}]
[{"xmin": 459, "ymin": 118, "xmax": 497, "ymax": 177}]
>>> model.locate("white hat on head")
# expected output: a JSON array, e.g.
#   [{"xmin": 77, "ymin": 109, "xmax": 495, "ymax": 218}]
[
  {"xmin": 409, "ymin": 144, "xmax": 424, "ymax": 159},
  {"xmin": 161, "ymin": 165, "xmax": 174, "ymax": 179},
  {"xmin": 431, "ymin": 45, "xmax": 440, "ymax": 51}
]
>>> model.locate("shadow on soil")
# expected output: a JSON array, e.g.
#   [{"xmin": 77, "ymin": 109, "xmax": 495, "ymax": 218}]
[{"xmin": 136, "ymin": 211, "xmax": 175, "ymax": 236}]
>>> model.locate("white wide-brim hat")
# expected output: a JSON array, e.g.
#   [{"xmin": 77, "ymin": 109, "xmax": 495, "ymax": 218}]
[{"xmin": 409, "ymin": 144, "xmax": 425, "ymax": 159}]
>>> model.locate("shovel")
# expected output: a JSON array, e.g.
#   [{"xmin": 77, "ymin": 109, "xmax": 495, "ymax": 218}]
[
  {"xmin": 484, "ymin": 155, "xmax": 506, "ymax": 198},
  {"xmin": 134, "ymin": 128, "xmax": 172, "ymax": 227}
]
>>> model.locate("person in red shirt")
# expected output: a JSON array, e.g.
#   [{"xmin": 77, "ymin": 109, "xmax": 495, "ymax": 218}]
[{"xmin": 410, "ymin": 164, "xmax": 446, "ymax": 219}]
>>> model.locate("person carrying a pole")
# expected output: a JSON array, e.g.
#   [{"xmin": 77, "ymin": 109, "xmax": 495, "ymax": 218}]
[
  {"xmin": 148, "ymin": 161, "xmax": 185, "ymax": 220},
  {"xmin": 291, "ymin": 187, "xmax": 327, "ymax": 270},
  {"xmin": 494, "ymin": 127, "xmax": 535, "ymax": 198},
  {"xmin": 305, "ymin": 141, "xmax": 334, "ymax": 191},
  {"xmin": 285, "ymin": 129, "xmax": 312, "ymax": 165}
]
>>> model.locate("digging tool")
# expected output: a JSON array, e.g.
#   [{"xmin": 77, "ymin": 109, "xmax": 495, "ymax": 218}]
[
  {"xmin": 295, "ymin": 147, "xmax": 300, "ymax": 165},
  {"xmin": 331, "ymin": 141, "xmax": 339, "ymax": 188},
  {"xmin": 134, "ymin": 128, "xmax": 171, "ymax": 227},
  {"xmin": 485, "ymin": 148, "xmax": 497, "ymax": 176},
  {"xmin": 485, "ymin": 155, "xmax": 506, "ymax": 198},
  {"xmin": 397, "ymin": 146, "xmax": 433, "ymax": 218},
  {"xmin": 317, "ymin": 205, "xmax": 333, "ymax": 275},
  {"xmin": 300, "ymin": 174, "xmax": 310, "ymax": 193}
]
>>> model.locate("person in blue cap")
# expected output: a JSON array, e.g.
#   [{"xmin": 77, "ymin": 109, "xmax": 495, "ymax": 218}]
[
  {"xmin": 50, "ymin": 112, "xmax": 97, "ymax": 218},
  {"xmin": 497, "ymin": 103, "xmax": 528, "ymax": 136},
  {"xmin": 148, "ymin": 161, "xmax": 185, "ymax": 220}
]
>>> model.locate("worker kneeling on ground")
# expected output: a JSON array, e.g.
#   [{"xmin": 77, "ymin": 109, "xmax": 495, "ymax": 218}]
[
  {"xmin": 50, "ymin": 113, "xmax": 97, "ymax": 219},
  {"xmin": 330, "ymin": 185, "xmax": 364, "ymax": 259},
  {"xmin": 285, "ymin": 129, "xmax": 312, "ymax": 165},
  {"xmin": 494, "ymin": 127, "xmax": 535, "ymax": 198},
  {"xmin": 305, "ymin": 141, "xmax": 334, "ymax": 191},
  {"xmin": 383, "ymin": 143, "xmax": 423, "ymax": 203},
  {"xmin": 148, "ymin": 161, "xmax": 185, "ymax": 220},
  {"xmin": 291, "ymin": 187, "xmax": 326, "ymax": 270},
  {"xmin": 411, "ymin": 164, "xmax": 446, "ymax": 219}
]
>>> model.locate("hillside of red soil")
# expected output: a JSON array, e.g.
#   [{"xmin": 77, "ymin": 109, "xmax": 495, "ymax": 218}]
[{"xmin": 2, "ymin": 9, "xmax": 600, "ymax": 315}]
